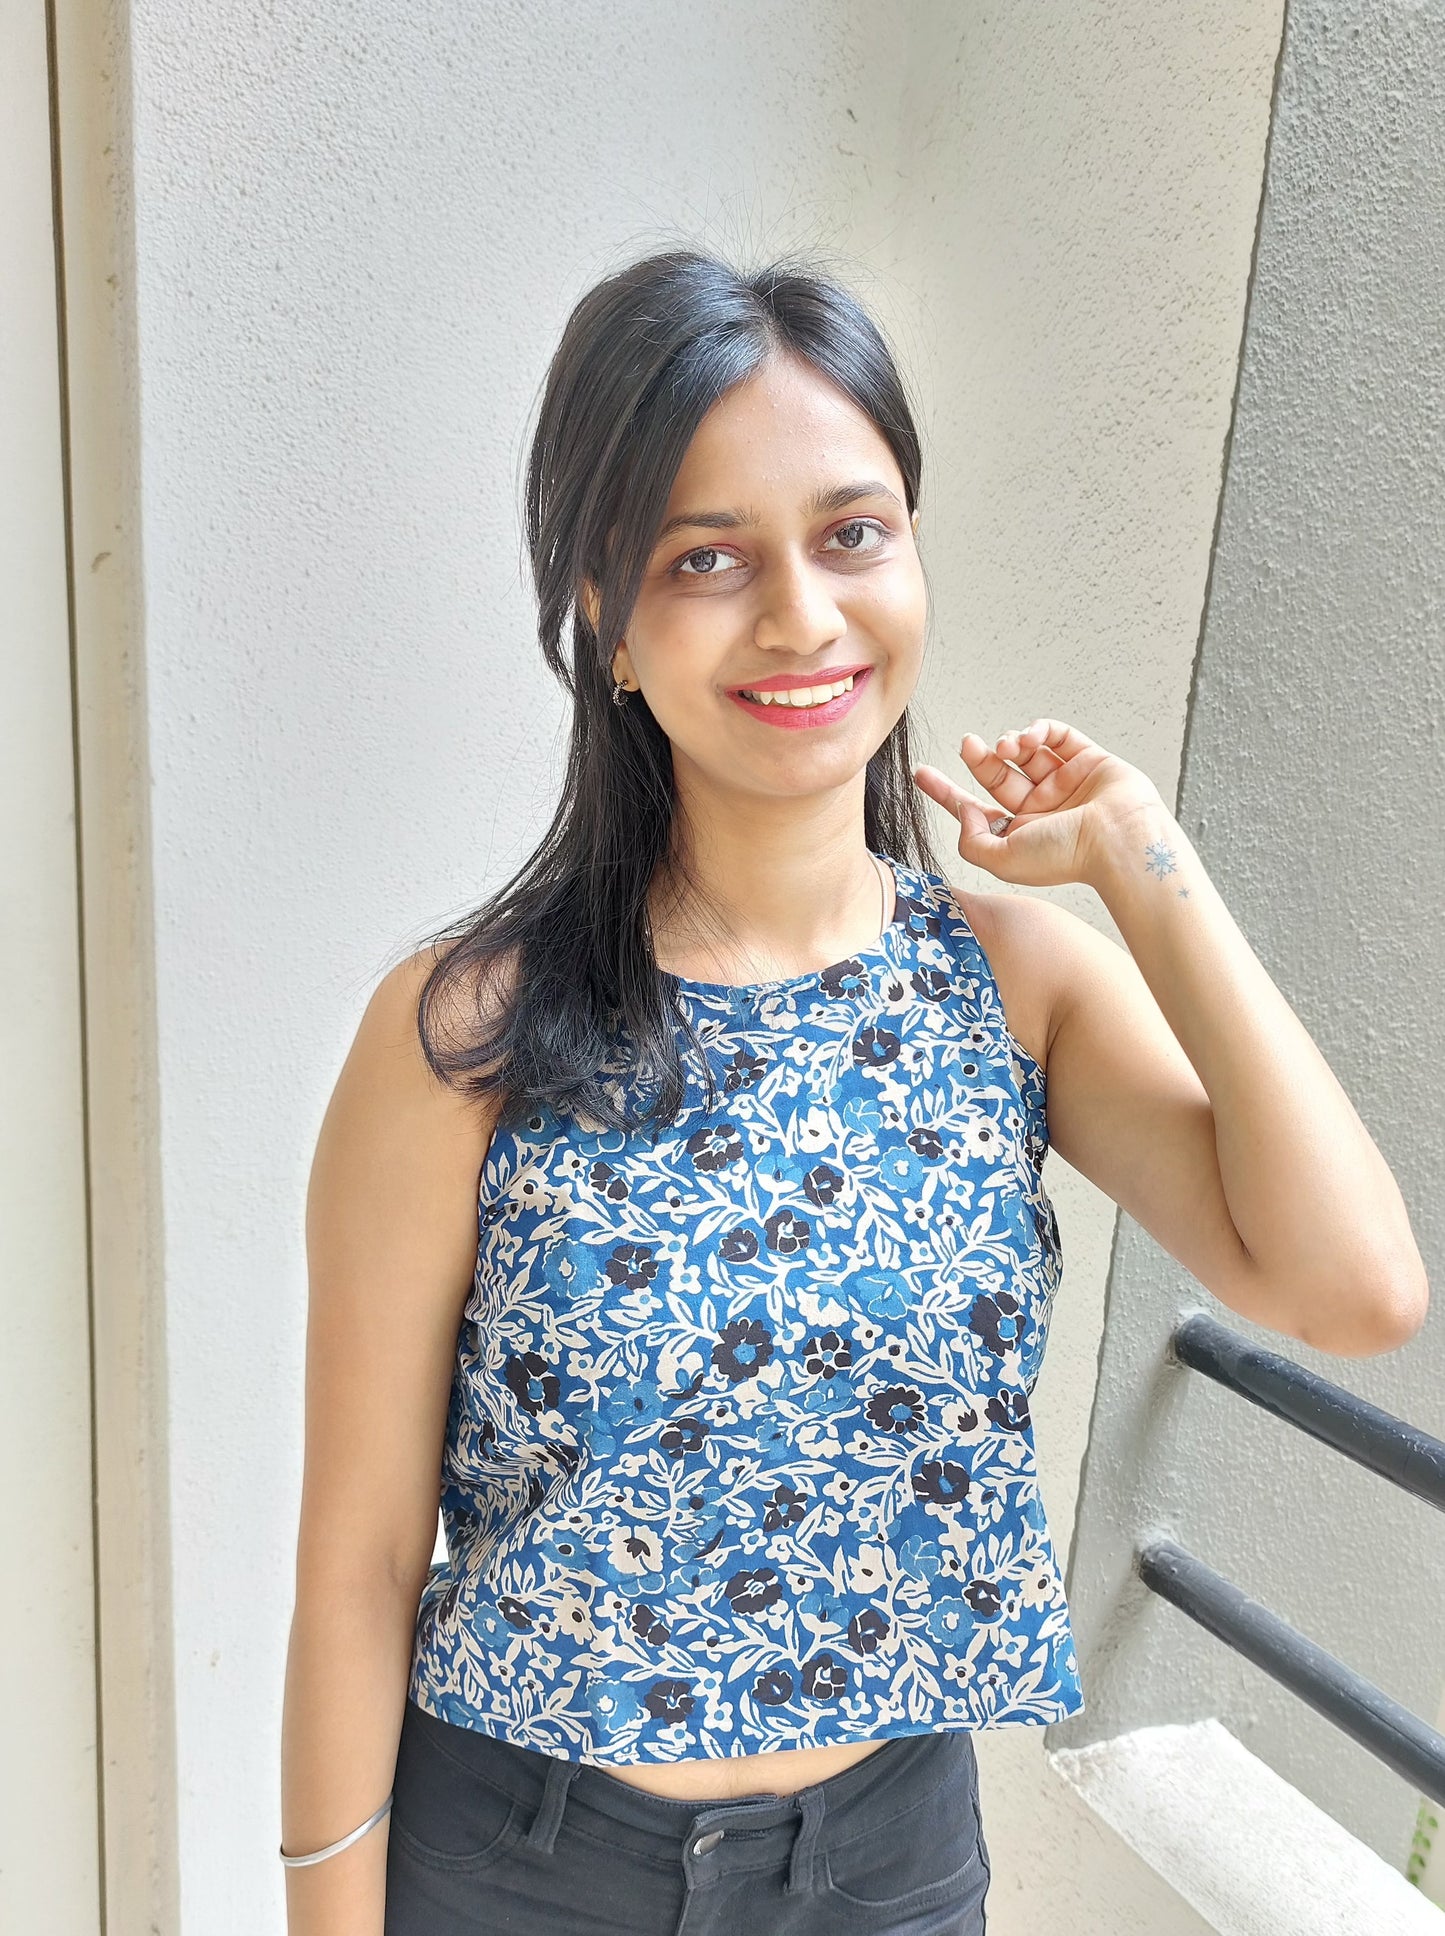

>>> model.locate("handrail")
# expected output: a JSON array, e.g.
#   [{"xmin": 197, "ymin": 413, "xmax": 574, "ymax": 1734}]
[
  {"xmin": 1136, "ymin": 1538, "xmax": 1445, "ymax": 1807},
  {"xmin": 1168, "ymin": 1311, "xmax": 1445, "ymax": 1513},
  {"xmin": 1134, "ymin": 1313, "xmax": 1445, "ymax": 1807}
]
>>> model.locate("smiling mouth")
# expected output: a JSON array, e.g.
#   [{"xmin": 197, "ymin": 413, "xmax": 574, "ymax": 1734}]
[{"xmin": 734, "ymin": 672, "xmax": 860, "ymax": 708}]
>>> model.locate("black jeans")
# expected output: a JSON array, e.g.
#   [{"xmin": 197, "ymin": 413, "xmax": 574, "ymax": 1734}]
[{"xmin": 384, "ymin": 1698, "xmax": 990, "ymax": 1934}]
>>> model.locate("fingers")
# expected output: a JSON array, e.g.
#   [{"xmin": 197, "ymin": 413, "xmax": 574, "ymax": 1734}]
[
  {"xmin": 979, "ymin": 718, "xmax": 1104, "ymax": 808},
  {"xmin": 997, "ymin": 718, "xmax": 1091, "ymax": 778},
  {"xmin": 959, "ymin": 734, "xmax": 1034, "ymax": 813},
  {"xmin": 921, "ymin": 718, "xmax": 1099, "ymax": 853},
  {"xmin": 912, "ymin": 765, "xmax": 1015, "ymax": 849},
  {"xmin": 911, "ymin": 762, "xmax": 968, "ymax": 818}
]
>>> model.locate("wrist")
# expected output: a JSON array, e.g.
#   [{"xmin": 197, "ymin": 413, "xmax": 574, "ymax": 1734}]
[{"xmin": 1081, "ymin": 794, "xmax": 1189, "ymax": 898}]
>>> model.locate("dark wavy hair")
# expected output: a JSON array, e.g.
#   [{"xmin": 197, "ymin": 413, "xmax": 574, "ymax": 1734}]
[{"xmin": 416, "ymin": 247, "xmax": 942, "ymax": 1133}]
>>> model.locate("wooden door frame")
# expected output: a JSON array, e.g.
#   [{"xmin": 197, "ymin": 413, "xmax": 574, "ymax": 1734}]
[{"xmin": 50, "ymin": 0, "xmax": 180, "ymax": 1926}]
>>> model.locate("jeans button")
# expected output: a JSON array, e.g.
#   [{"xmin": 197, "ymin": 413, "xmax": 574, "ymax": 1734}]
[{"xmin": 691, "ymin": 1829, "xmax": 725, "ymax": 1857}]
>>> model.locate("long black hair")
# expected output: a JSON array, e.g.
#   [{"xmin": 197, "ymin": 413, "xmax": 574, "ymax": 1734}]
[{"xmin": 416, "ymin": 247, "xmax": 943, "ymax": 1133}]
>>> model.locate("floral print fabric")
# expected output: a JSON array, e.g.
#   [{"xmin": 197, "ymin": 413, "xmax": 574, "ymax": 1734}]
[{"xmin": 409, "ymin": 858, "xmax": 1085, "ymax": 1763}]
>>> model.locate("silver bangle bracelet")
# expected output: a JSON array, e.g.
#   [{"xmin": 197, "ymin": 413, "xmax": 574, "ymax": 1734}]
[{"xmin": 279, "ymin": 1792, "xmax": 393, "ymax": 1868}]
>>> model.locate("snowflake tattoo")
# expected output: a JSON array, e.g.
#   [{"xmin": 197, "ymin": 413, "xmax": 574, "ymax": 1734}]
[{"xmin": 1144, "ymin": 839, "xmax": 1178, "ymax": 880}]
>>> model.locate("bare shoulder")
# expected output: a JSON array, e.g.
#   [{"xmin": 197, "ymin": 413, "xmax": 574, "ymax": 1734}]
[
  {"xmin": 337, "ymin": 948, "xmax": 477, "ymax": 1114},
  {"xmin": 308, "ymin": 937, "xmax": 523, "ymax": 1292},
  {"xmin": 946, "ymin": 885, "xmax": 1107, "ymax": 1073},
  {"xmin": 350, "ymin": 938, "xmax": 520, "ymax": 1110},
  {"xmin": 297, "ymin": 939, "xmax": 519, "ymax": 1588}
]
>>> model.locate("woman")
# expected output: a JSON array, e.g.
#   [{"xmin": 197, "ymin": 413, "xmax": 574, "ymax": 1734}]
[{"xmin": 280, "ymin": 249, "xmax": 1427, "ymax": 1934}]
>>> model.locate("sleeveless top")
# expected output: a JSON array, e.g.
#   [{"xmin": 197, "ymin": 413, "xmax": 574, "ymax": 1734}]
[{"xmin": 408, "ymin": 857, "xmax": 1085, "ymax": 1764}]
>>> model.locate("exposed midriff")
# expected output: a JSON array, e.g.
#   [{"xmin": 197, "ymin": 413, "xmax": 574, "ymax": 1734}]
[{"xmin": 596, "ymin": 1735, "xmax": 886, "ymax": 1800}]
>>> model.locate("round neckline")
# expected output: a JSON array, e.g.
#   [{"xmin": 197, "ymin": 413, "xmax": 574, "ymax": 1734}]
[{"xmin": 660, "ymin": 853, "xmax": 908, "ymax": 998}]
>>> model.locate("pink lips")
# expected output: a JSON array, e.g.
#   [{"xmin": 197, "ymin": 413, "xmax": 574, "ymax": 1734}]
[{"xmin": 728, "ymin": 666, "xmax": 872, "ymax": 730}]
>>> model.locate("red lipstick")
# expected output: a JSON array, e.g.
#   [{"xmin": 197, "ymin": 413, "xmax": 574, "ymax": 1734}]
[{"xmin": 727, "ymin": 665, "xmax": 873, "ymax": 730}]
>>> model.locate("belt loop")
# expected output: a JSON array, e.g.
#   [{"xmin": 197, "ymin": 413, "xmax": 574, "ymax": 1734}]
[
  {"xmin": 527, "ymin": 1756, "xmax": 581, "ymax": 1855},
  {"xmin": 786, "ymin": 1787, "xmax": 826, "ymax": 1896}
]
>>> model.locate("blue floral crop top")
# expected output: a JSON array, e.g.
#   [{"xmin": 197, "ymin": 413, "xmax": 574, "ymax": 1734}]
[{"xmin": 408, "ymin": 857, "xmax": 1085, "ymax": 1764}]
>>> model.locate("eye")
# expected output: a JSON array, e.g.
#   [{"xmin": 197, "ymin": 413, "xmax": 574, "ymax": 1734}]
[
  {"xmin": 823, "ymin": 518, "xmax": 890, "ymax": 556},
  {"xmin": 671, "ymin": 545, "xmax": 746, "ymax": 578},
  {"xmin": 668, "ymin": 516, "xmax": 892, "ymax": 580}
]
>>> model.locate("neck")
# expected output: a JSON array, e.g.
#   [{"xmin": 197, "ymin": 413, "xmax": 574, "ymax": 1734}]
[{"xmin": 647, "ymin": 783, "xmax": 892, "ymax": 985}]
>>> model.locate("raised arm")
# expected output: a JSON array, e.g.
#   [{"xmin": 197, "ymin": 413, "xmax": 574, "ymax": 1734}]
[
  {"xmin": 918, "ymin": 719, "xmax": 1428, "ymax": 1359},
  {"xmin": 281, "ymin": 948, "xmax": 501, "ymax": 1934}
]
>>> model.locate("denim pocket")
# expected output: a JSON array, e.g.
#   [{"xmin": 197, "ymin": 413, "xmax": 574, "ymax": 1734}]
[
  {"xmin": 821, "ymin": 1734, "xmax": 988, "ymax": 1916},
  {"xmin": 389, "ymin": 1705, "xmax": 527, "ymax": 1874}
]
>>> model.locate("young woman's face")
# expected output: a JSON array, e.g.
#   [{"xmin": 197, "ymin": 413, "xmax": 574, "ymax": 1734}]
[{"xmin": 605, "ymin": 352, "xmax": 926, "ymax": 809}]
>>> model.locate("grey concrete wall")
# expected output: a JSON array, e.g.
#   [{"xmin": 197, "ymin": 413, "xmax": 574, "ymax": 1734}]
[{"xmin": 1056, "ymin": 0, "xmax": 1445, "ymax": 1875}]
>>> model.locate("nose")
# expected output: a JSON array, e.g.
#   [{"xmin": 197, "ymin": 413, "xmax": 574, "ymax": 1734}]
[{"xmin": 750, "ymin": 549, "xmax": 847, "ymax": 655}]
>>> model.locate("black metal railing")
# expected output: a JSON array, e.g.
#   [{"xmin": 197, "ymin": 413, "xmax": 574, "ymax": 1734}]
[
  {"xmin": 1170, "ymin": 1312, "xmax": 1445, "ymax": 1511},
  {"xmin": 1133, "ymin": 1310, "xmax": 1445, "ymax": 1807}
]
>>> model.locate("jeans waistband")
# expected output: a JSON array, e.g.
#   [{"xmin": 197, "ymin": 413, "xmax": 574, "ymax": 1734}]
[{"xmin": 401, "ymin": 1699, "xmax": 962, "ymax": 1852}]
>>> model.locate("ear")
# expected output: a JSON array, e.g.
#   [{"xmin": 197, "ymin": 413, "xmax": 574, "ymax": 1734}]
[
  {"xmin": 579, "ymin": 579, "xmax": 601, "ymax": 634},
  {"xmin": 611, "ymin": 642, "xmax": 635, "ymax": 689}
]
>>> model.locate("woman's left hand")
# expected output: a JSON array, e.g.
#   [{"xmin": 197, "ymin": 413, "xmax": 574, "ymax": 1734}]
[{"xmin": 913, "ymin": 718, "xmax": 1168, "ymax": 890}]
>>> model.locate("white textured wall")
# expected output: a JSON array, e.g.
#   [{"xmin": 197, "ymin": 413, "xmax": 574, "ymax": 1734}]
[{"xmin": 124, "ymin": 3, "xmax": 1278, "ymax": 1927}]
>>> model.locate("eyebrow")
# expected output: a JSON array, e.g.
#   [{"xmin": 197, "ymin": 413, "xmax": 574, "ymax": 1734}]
[{"xmin": 652, "ymin": 479, "xmax": 904, "ymax": 547}]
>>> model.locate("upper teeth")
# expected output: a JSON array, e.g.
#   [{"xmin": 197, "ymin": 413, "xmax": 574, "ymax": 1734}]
[{"xmin": 739, "ymin": 674, "xmax": 857, "ymax": 706}]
